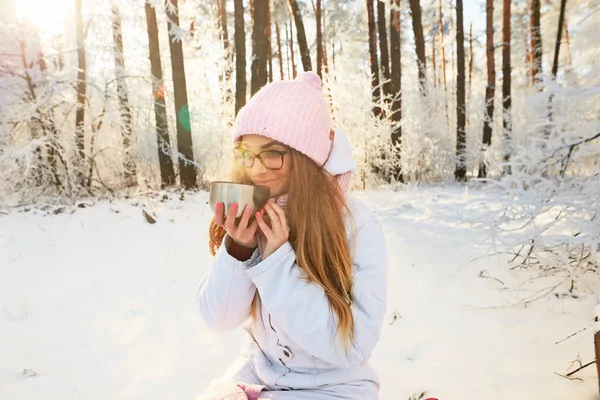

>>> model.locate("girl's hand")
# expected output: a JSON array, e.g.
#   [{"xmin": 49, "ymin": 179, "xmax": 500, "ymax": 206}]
[
  {"xmin": 255, "ymin": 200, "xmax": 289, "ymax": 259},
  {"xmin": 214, "ymin": 202, "xmax": 260, "ymax": 249}
]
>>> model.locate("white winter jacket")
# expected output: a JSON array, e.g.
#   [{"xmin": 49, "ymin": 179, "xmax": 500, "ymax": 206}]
[{"xmin": 197, "ymin": 129, "xmax": 388, "ymax": 398}]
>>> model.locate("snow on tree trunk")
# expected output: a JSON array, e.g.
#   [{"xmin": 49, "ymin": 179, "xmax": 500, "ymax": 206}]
[
  {"xmin": 75, "ymin": 0, "xmax": 87, "ymax": 187},
  {"xmin": 478, "ymin": 0, "xmax": 496, "ymax": 179},
  {"xmin": 545, "ymin": 0, "xmax": 568, "ymax": 138},
  {"xmin": 217, "ymin": 0, "xmax": 232, "ymax": 81},
  {"xmin": 287, "ymin": 0, "xmax": 312, "ymax": 72},
  {"xmin": 145, "ymin": 1, "xmax": 175, "ymax": 187},
  {"xmin": 390, "ymin": 0, "xmax": 403, "ymax": 183},
  {"xmin": 276, "ymin": 22, "xmax": 284, "ymax": 80},
  {"xmin": 377, "ymin": 0, "xmax": 391, "ymax": 99},
  {"xmin": 366, "ymin": 0, "xmax": 381, "ymax": 117},
  {"xmin": 454, "ymin": 0, "xmax": 467, "ymax": 181},
  {"xmin": 529, "ymin": 0, "xmax": 543, "ymax": 86},
  {"xmin": 111, "ymin": 3, "xmax": 137, "ymax": 187},
  {"xmin": 502, "ymin": 0, "xmax": 512, "ymax": 174},
  {"xmin": 166, "ymin": 0, "xmax": 197, "ymax": 189}
]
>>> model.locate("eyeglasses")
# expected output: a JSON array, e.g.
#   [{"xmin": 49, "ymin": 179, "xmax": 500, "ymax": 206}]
[{"xmin": 234, "ymin": 147, "xmax": 290, "ymax": 170}]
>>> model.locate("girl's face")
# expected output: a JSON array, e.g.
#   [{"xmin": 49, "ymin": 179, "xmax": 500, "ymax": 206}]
[{"xmin": 237, "ymin": 134, "xmax": 293, "ymax": 197}]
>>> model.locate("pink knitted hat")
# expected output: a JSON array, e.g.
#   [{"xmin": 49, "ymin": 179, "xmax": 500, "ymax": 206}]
[{"xmin": 233, "ymin": 72, "xmax": 332, "ymax": 166}]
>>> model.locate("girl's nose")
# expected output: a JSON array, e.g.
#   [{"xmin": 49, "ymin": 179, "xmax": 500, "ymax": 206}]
[{"xmin": 250, "ymin": 158, "xmax": 268, "ymax": 175}]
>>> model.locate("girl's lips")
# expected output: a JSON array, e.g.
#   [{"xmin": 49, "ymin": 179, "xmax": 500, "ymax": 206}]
[{"xmin": 255, "ymin": 179, "xmax": 274, "ymax": 186}]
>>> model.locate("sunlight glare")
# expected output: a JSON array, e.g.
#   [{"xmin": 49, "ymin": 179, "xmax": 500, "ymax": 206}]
[{"xmin": 16, "ymin": 0, "xmax": 74, "ymax": 33}]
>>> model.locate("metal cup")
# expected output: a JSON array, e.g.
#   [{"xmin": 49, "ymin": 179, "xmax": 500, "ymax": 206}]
[{"xmin": 209, "ymin": 181, "xmax": 271, "ymax": 218}]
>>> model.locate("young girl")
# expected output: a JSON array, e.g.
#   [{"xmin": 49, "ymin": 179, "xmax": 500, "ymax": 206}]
[{"xmin": 197, "ymin": 72, "xmax": 388, "ymax": 400}]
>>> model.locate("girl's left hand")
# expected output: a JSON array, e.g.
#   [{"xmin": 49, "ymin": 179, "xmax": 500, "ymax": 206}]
[{"xmin": 255, "ymin": 200, "xmax": 289, "ymax": 259}]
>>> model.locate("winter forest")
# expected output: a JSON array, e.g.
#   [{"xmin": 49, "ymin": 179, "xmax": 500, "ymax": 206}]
[{"xmin": 1, "ymin": 0, "xmax": 600, "ymax": 398}]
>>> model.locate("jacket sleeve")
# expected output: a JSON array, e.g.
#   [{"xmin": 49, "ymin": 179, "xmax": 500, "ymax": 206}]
[
  {"xmin": 197, "ymin": 234, "xmax": 261, "ymax": 332},
  {"xmin": 244, "ymin": 219, "xmax": 388, "ymax": 368}
]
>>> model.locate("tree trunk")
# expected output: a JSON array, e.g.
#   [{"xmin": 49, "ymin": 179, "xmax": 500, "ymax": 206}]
[
  {"xmin": 268, "ymin": 9, "xmax": 273, "ymax": 83},
  {"xmin": 439, "ymin": 0, "xmax": 449, "ymax": 130},
  {"xmin": 377, "ymin": 0, "xmax": 391, "ymax": 99},
  {"xmin": 251, "ymin": 0, "xmax": 269, "ymax": 94},
  {"xmin": 455, "ymin": 0, "xmax": 467, "ymax": 181},
  {"xmin": 217, "ymin": 0, "xmax": 233, "ymax": 81},
  {"xmin": 145, "ymin": 1, "xmax": 175, "ymax": 187},
  {"xmin": 595, "ymin": 324, "xmax": 600, "ymax": 398},
  {"xmin": 289, "ymin": 20, "xmax": 297, "ymax": 78},
  {"xmin": 322, "ymin": 3, "xmax": 328, "ymax": 73},
  {"xmin": 20, "ymin": 40, "xmax": 41, "ymax": 168},
  {"xmin": 331, "ymin": 42, "xmax": 336, "ymax": 70},
  {"xmin": 526, "ymin": 27, "xmax": 532, "ymax": 86},
  {"xmin": 287, "ymin": 0, "xmax": 312, "ymax": 71},
  {"xmin": 75, "ymin": 0, "xmax": 86, "ymax": 186},
  {"xmin": 502, "ymin": 0, "xmax": 512, "ymax": 173},
  {"xmin": 432, "ymin": 34, "xmax": 437, "ymax": 88},
  {"xmin": 551, "ymin": 0, "xmax": 567, "ymax": 78},
  {"xmin": 166, "ymin": 0, "xmax": 197, "ymax": 189},
  {"xmin": 22, "ymin": 38, "xmax": 62, "ymax": 188},
  {"xmin": 111, "ymin": 3, "xmax": 137, "ymax": 187},
  {"xmin": 316, "ymin": 0, "xmax": 323, "ymax": 77},
  {"xmin": 234, "ymin": 0, "xmax": 247, "ymax": 115},
  {"xmin": 545, "ymin": 0, "xmax": 567, "ymax": 138},
  {"xmin": 478, "ymin": 0, "xmax": 495, "ymax": 179},
  {"xmin": 563, "ymin": 20, "xmax": 573, "ymax": 70},
  {"xmin": 276, "ymin": 22, "xmax": 285, "ymax": 80},
  {"xmin": 37, "ymin": 47, "xmax": 63, "ymax": 188},
  {"xmin": 390, "ymin": 0, "xmax": 403, "ymax": 183},
  {"xmin": 285, "ymin": 22, "xmax": 291, "ymax": 78},
  {"xmin": 450, "ymin": 5, "xmax": 455, "ymax": 80},
  {"xmin": 366, "ymin": 0, "xmax": 381, "ymax": 117},
  {"xmin": 468, "ymin": 22, "xmax": 473, "ymax": 100},
  {"xmin": 217, "ymin": 0, "xmax": 229, "ymax": 51},
  {"xmin": 55, "ymin": 37, "xmax": 65, "ymax": 70},
  {"xmin": 530, "ymin": 0, "xmax": 543, "ymax": 85},
  {"xmin": 439, "ymin": 0, "xmax": 447, "ymax": 92},
  {"xmin": 408, "ymin": 0, "xmax": 426, "ymax": 91}
]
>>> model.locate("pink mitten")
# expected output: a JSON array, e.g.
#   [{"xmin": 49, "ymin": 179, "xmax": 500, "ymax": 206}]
[{"xmin": 237, "ymin": 383, "xmax": 265, "ymax": 400}]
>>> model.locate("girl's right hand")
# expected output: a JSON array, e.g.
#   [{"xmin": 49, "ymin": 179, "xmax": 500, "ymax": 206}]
[{"xmin": 214, "ymin": 202, "xmax": 261, "ymax": 249}]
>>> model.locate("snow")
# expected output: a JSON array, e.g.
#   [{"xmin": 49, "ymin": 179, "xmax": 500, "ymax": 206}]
[{"xmin": 0, "ymin": 186, "xmax": 597, "ymax": 399}]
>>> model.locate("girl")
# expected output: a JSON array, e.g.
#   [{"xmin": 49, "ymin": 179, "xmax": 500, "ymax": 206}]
[{"xmin": 197, "ymin": 72, "xmax": 388, "ymax": 400}]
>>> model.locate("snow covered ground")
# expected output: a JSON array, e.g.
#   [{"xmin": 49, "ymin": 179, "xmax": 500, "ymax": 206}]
[{"xmin": 0, "ymin": 185, "xmax": 597, "ymax": 400}]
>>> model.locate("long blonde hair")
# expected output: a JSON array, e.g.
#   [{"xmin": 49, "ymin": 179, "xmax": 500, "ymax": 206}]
[{"xmin": 209, "ymin": 149, "xmax": 356, "ymax": 348}]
